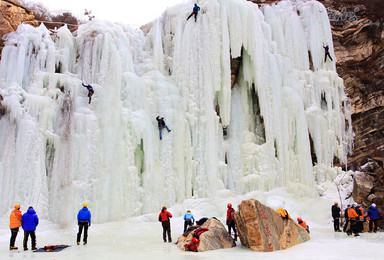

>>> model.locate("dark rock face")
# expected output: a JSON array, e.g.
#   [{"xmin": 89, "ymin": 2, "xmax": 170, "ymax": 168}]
[{"xmin": 234, "ymin": 199, "xmax": 310, "ymax": 252}]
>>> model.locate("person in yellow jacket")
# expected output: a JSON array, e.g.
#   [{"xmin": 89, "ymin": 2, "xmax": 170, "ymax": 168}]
[
  {"xmin": 9, "ymin": 204, "xmax": 22, "ymax": 250},
  {"xmin": 276, "ymin": 208, "xmax": 291, "ymax": 220}
]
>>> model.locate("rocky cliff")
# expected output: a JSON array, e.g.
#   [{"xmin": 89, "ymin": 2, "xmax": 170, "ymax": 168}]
[{"xmin": 0, "ymin": 0, "xmax": 35, "ymax": 50}]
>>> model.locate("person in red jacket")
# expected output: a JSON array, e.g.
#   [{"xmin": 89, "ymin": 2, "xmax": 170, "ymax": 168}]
[
  {"xmin": 9, "ymin": 204, "xmax": 22, "ymax": 250},
  {"xmin": 226, "ymin": 203, "xmax": 237, "ymax": 241},
  {"xmin": 158, "ymin": 206, "xmax": 172, "ymax": 243}
]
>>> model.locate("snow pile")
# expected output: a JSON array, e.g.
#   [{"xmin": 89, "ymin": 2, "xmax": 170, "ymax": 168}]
[{"xmin": 0, "ymin": 0, "xmax": 352, "ymax": 224}]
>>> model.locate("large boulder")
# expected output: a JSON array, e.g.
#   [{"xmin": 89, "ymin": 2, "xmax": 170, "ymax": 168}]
[
  {"xmin": 352, "ymin": 172, "xmax": 374, "ymax": 204},
  {"xmin": 234, "ymin": 199, "xmax": 310, "ymax": 252},
  {"xmin": 176, "ymin": 218, "xmax": 236, "ymax": 252}
]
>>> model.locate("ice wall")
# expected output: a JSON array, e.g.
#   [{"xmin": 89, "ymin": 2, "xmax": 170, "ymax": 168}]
[{"xmin": 0, "ymin": 0, "xmax": 352, "ymax": 224}]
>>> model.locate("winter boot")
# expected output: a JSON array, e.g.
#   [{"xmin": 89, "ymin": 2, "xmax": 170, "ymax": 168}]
[{"xmin": 9, "ymin": 246, "xmax": 18, "ymax": 250}]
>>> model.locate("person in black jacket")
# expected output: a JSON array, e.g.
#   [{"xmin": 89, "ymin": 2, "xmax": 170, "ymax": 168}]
[
  {"xmin": 343, "ymin": 205, "xmax": 350, "ymax": 232},
  {"xmin": 331, "ymin": 202, "xmax": 341, "ymax": 232},
  {"xmin": 156, "ymin": 116, "xmax": 171, "ymax": 140}
]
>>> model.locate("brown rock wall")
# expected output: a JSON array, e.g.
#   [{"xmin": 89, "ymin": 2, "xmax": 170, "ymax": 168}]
[{"xmin": 234, "ymin": 199, "xmax": 310, "ymax": 252}]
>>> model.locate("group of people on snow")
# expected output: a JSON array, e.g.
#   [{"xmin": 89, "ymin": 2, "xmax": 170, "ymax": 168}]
[
  {"xmin": 9, "ymin": 203, "xmax": 91, "ymax": 251},
  {"xmin": 331, "ymin": 202, "xmax": 379, "ymax": 236}
]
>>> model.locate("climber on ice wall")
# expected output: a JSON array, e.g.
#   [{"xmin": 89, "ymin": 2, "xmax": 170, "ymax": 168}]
[
  {"xmin": 323, "ymin": 43, "xmax": 333, "ymax": 62},
  {"xmin": 156, "ymin": 116, "xmax": 171, "ymax": 140},
  {"xmin": 82, "ymin": 83, "xmax": 94, "ymax": 104},
  {"xmin": 187, "ymin": 3, "xmax": 200, "ymax": 22}
]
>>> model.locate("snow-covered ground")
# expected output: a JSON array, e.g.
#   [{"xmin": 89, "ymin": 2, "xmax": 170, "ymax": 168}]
[{"xmin": 1, "ymin": 192, "xmax": 383, "ymax": 260}]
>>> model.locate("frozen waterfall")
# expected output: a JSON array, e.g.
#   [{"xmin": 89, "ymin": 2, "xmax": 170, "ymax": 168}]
[{"xmin": 0, "ymin": 0, "xmax": 352, "ymax": 224}]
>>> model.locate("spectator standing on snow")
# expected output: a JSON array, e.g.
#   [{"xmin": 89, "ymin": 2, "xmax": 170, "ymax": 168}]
[{"xmin": 331, "ymin": 202, "xmax": 341, "ymax": 232}]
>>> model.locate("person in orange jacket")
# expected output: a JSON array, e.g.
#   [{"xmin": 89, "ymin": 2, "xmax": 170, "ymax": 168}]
[
  {"xmin": 158, "ymin": 206, "xmax": 172, "ymax": 243},
  {"xmin": 347, "ymin": 203, "xmax": 359, "ymax": 236},
  {"xmin": 297, "ymin": 217, "xmax": 310, "ymax": 233},
  {"xmin": 9, "ymin": 204, "xmax": 22, "ymax": 250}
]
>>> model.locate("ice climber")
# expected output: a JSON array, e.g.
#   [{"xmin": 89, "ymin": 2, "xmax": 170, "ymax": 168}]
[
  {"xmin": 9, "ymin": 204, "xmax": 22, "ymax": 250},
  {"xmin": 77, "ymin": 202, "xmax": 91, "ymax": 245},
  {"xmin": 183, "ymin": 210, "xmax": 195, "ymax": 233},
  {"xmin": 82, "ymin": 83, "xmax": 94, "ymax": 104},
  {"xmin": 331, "ymin": 202, "xmax": 341, "ymax": 232},
  {"xmin": 226, "ymin": 203, "xmax": 237, "ymax": 241},
  {"xmin": 297, "ymin": 217, "xmax": 310, "ymax": 233},
  {"xmin": 346, "ymin": 203, "xmax": 359, "ymax": 237},
  {"xmin": 323, "ymin": 43, "xmax": 333, "ymax": 62},
  {"xmin": 21, "ymin": 206, "xmax": 39, "ymax": 251},
  {"xmin": 187, "ymin": 3, "xmax": 200, "ymax": 22},
  {"xmin": 159, "ymin": 206, "xmax": 173, "ymax": 243},
  {"xmin": 367, "ymin": 203, "xmax": 379, "ymax": 233},
  {"xmin": 156, "ymin": 116, "xmax": 171, "ymax": 140}
]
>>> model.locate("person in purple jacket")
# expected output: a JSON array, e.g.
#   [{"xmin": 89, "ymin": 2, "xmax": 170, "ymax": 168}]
[
  {"xmin": 367, "ymin": 203, "xmax": 379, "ymax": 232},
  {"xmin": 21, "ymin": 206, "xmax": 39, "ymax": 251}
]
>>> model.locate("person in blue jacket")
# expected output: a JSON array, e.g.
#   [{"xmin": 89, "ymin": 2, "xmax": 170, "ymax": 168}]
[
  {"xmin": 21, "ymin": 206, "xmax": 39, "ymax": 251},
  {"xmin": 187, "ymin": 3, "xmax": 200, "ymax": 22},
  {"xmin": 82, "ymin": 83, "xmax": 94, "ymax": 104},
  {"xmin": 367, "ymin": 203, "xmax": 379, "ymax": 232},
  {"xmin": 77, "ymin": 202, "xmax": 92, "ymax": 245},
  {"xmin": 183, "ymin": 210, "xmax": 195, "ymax": 232}
]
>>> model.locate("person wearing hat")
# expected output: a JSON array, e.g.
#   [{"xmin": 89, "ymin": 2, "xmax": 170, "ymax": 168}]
[
  {"xmin": 226, "ymin": 203, "xmax": 237, "ymax": 241},
  {"xmin": 21, "ymin": 206, "xmax": 39, "ymax": 250},
  {"xmin": 331, "ymin": 202, "xmax": 341, "ymax": 232},
  {"xmin": 77, "ymin": 202, "xmax": 91, "ymax": 245},
  {"xmin": 158, "ymin": 206, "xmax": 172, "ymax": 243},
  {"xmin": 9, "ymin": 204, "xmax": 22, "ymax": 250},
  {"xmin": 297, "ymin": 217, "xmax": 310, "ymax": 233},
  {"xmin": 183, "ymin": 210, "xmax": 195, "ymax": 233},
  {"xmin": 367, "ymin": 203, "xmax": 379, "ymax": 232},
  {"xmin": 346, "ymin": 203, "xmax": 359, "ymax": 236}
]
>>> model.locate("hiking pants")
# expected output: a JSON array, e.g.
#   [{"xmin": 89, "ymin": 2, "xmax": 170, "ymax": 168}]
[
  {"xmin": 227, "ymin": 220, "xmax": 237, "ymax": 238},
  {"xmin": 23, "ymin": 231, "xmax": 36, "ymax": 249},
  {"xmin": 162, "ymin": 220, "xmax": 172, "ymax": 242},
  {"xmin": 184, "ymin": 220, "xmax": 193, "ymax": 233},
  {"xmin": 343, "ymin": 219, "xmax": 349, "ymax": 232},
  {"xmin": 10, "ymin": 227, "xmax": 19, "ymax": 247},
  {"xmin": 347, "ymin": 220, "xmax": 357, "ymax": 235},
  {"xmin": 77, "ymin": 222, "xmax": 89, "ymax": 243},
  {"xmin": 159, "ymin": 126, "xmax": 170, "ymax": 140},
  {"xmin": 324, "ymin": 52, "xmax": 333, "ymax": 62},
  {"xmin": 333, "ymin": 217, "xmax": 340, "ymax": 231},
  {"xmin": 369, "ymin": 219, "xmax": 377, "ymax": 232},
  {"xmin": 187, "ymin": 11, "xmax": 198, "ymax": 21}
]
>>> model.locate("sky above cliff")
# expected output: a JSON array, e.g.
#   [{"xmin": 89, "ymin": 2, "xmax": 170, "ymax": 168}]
[{"xmin": 24, "ymin": 0, "xmax": 185, "ymax": 26}]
